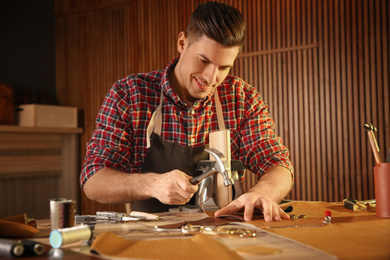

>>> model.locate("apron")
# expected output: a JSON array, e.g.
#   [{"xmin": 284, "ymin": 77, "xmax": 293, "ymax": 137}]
[{"xmin": 131, "ymin": 88, "xmax": 226, "ymax": 212}]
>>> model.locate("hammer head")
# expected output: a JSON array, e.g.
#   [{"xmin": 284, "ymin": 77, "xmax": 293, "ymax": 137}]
[
  {"xmin": 364, "ymin": 123, "xmax": 377, "ymax": 132},
  {"xmin": 205, "ymin": 148, "xmax": 233, "ymax": 186}
]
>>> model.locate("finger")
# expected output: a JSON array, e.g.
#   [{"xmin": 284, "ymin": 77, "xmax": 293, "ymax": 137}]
[
  {"xmin": 279, "ymin": 208, "xmax": 290, "ymax": 220},
  {"xmin": 175, "ymin": 181, "xmax": 197, "ymax": 200},
  {"xmin": 165, "ymin": 197, "xmax": 186, "ymax": 205},
  {"xmin": 243, "ymin": 203, "xmax": 254, "ymax": 221},
  {"xmin": 214, "ymin": 202, "xmax": 240, "ymax": 217},
  {"xmin": 160, "ymin": 190, "xmax": 191, "ymax": 205},
  {"xmin": 168, "ymin": 188, "xmax": 193, "ymax": 204},
  {"xmin": 261, "ymin": 199, "xmax": 273, "ymax": 222},
  {"xmin": 271, "ymin": 204, "xmax": 281, "ymax": 221},
  {"xmin": 155, "ymin": 183, "xmax": 192, "ymax": 205},
  {"xmin": 172, "ymin": 171, "xmax": 198, "ymax": 194}
]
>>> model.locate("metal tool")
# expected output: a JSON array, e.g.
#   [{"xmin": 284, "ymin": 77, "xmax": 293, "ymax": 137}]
[
  {"xmin": 289, "ymin": 214, "xmax": 306, "ymax": 220},
  {"xmin": 74, "ymin": 211, "xmax": 179, "ymax": 225},
  {"xmin": 193, "ymin": 148, "xmax": 245, "ymax": 210},
  {"xmin": 127, "ymin": 223, "xmax": 257, "ymax": 238},
  {"xmin": 322, "ymin": 210, "xmax": 332, "ymax": 224},
  {"xmin": 343, "ymin": 199, "xmax": 367, "ymax": 211},
  {"xmin": 266, "ymin": 224, "xmax": 325, "ymax": 229},
  {"xmin": 190, "ymin": 148, "xmax": 233, "ymax": 186},
  {"xmin": 75, "ymin": 211, "xmax": 145, "ymax": 224}
]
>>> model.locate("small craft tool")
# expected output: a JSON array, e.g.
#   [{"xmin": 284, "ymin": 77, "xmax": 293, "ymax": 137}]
[
  {"xmin": 322, "ymin": 210, "xmax": 332, "ymax": 224},
  {"xmin": 343, "ymin": 199, "xmax": 367, "ymax": 211},
  {"xmin": 75, "ymin": 212, "xmax": 141, "ymax": 224},
  {"xmin": 289, "ymin": 215, "xmax": 306, "ymax": 221},
  {"xmin": 266, "ymin": 224, "xmax": 325, "ymax": 229},
  {"xmin": 364, "ymin": 123, "xmax": 381, "ymax": 164}
]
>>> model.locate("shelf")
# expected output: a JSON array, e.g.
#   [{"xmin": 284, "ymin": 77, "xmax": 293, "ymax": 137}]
[{"xmin": 0, "ymin": 125, "xmax": 83, "ymax": 134}]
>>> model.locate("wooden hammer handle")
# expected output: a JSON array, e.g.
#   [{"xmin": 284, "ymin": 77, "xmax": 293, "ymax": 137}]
[{"xmin": 367, "ymin": 131, "xmax": 381, "ymax": 164}]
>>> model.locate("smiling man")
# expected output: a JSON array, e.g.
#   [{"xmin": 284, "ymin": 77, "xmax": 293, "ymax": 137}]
[
  {"xmin": 171, "ymin": 33, "xmax": 238, "ymax": 105},
  {"xmin": 81, "ymin": 1, "xmax": 294, "ymax": 222}
]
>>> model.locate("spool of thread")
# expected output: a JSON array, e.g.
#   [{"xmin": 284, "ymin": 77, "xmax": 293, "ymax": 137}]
[
  {"xmin": 0, "ymin": 239, "xmax": 24, "ymax": 258},
  {"xmin": 50, "ymin": 198, "xmax": 76, "ymax": 230},
  {"xmin": 49, "ymin": 225, "xmax": 92, "ymax": 249},
  {"xmin": 21, "ymin": 239, "xmax": 46, "ymax": 256}
]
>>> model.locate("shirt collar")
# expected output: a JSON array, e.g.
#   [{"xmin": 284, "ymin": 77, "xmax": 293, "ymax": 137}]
[{"xmin": 161, "ymin": 57, "xmax": 214, "ymax": 109}]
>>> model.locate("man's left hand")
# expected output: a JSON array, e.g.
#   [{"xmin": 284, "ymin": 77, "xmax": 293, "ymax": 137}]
[
  {"xmin": 214, "ymin": 191, "xmax": 290, "ymax": 221},
  {"xmin": 214, "ymin": 166, "xmax": 293, "ymax": 222}
]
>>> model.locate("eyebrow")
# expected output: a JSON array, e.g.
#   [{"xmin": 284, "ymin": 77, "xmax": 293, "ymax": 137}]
[{"xmin": 199, "ymin": 54, "xmax": 233, "ymax": 69}]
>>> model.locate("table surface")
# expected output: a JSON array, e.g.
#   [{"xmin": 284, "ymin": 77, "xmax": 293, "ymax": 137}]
[
  {"xmin": 6, "ymin": 201, "xmax": 390, "ymax": 260},
  {"xmin": 248, "ymin": 201, "xmax": 390, "ymax": 260}
]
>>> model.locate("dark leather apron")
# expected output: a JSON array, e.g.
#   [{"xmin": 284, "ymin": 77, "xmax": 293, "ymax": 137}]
[{"xmin": 132, "ymin": 88, "xmax": 226, "ymax": 212}]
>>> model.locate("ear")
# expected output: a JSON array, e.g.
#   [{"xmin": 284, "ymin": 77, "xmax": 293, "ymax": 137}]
[{"xmin": 177, "ymin": 31, "xmax": 187, "ymax": 54}]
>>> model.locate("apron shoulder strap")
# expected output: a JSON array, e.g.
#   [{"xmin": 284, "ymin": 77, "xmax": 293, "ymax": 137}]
[
  {"xmin": 214, "ymin": 90, "xmax": 226, "ymax": 131},
  {"xmin": 146, "ymin": 90, "xmax": 164, "ymax": 148}
]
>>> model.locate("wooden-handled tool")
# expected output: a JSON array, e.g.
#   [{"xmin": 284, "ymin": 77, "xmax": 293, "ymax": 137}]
[
  {"xmin": 364, "ymin": 123, "xmax": 381, "ymax": 164},
  {"xmin": 189, "ymin": 148, "xmax": 232, "ymax": 186}
]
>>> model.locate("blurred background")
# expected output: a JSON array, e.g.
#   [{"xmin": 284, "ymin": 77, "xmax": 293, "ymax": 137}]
[{"xmin": 0, "ymin": 0, "xmax": 389, "ymax": 218}]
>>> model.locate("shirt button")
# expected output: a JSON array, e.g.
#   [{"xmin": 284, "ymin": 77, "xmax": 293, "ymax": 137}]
[
  {"xmin": 190, "ymin": 110, "xmax": 195, "ymax": 115},
  {"xmin": 191, "ymin": 138, "xmax": 196, "ymax": 144}
]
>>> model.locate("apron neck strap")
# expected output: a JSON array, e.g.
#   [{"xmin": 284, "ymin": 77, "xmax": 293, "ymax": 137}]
[
  {"xmin": 146, "ymin": 90, "xmax": 164, "ymax": 148},
  {"xmin": 214, "ymin": 89, "xmax": 226, "ymax": 131},
  {"xmin": 146, "ymin": 88, "xmax": 226, "ymax": 148}
]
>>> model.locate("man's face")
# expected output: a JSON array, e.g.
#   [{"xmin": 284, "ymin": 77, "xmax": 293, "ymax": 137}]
[{"xmin": 172, "ymin": 33, "xmax": 240, "ymax": 106}]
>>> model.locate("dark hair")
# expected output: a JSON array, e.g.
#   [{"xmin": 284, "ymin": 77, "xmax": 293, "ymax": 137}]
[{"xmin": 186, "ymin": 2, "xmax": 246, "ymax": 50}]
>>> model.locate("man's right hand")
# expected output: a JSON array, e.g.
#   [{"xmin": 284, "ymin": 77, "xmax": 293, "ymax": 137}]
[
  {"xmin": 83, "ymin": 167, "xmax": 197, "ymax": 205},
  {"xmin": 149, "ymin": 170, "xmax": 198, "ymax": 205}
]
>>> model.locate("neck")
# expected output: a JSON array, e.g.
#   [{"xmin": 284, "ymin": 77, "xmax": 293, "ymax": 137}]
[{"xmin": 168, "ymin": 69, "xmax": 195, "ymax": 106}]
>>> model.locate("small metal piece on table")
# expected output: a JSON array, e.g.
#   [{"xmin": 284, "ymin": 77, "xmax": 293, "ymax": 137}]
[
  {"xmin": 127, "ymin": 224, "xmax": 257, "ymax": 237},
  {"xmin": 289, "ymin": 215, "xmax": 306, "ymax": 221},
  {"xmin": 322, "ymin": 210, "xmax": 332, "ymax": 224}
]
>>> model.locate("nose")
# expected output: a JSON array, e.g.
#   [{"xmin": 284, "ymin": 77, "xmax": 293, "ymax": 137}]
[{"xmin": 203, "ymin": 64, "xmax": 218, "ymax": 85}]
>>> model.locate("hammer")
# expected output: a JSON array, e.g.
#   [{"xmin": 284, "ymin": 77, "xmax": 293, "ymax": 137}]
[
  {"xmin": 190, "ymin": 148, "xmax": 233, "ymax": 187},
  {"xmin": 363, "ymin": 123, "xmax": 381, "ymax": 164}
]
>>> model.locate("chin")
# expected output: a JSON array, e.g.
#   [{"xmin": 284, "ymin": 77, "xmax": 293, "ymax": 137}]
[{"xmin": 191, "ymin": 92, "xmax": 208, "ymax": 101}]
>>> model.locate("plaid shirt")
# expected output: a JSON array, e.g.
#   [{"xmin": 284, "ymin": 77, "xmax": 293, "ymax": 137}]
[{"xmin": 80, "ymin": 58, "xmax": 293, "ymax": 188}]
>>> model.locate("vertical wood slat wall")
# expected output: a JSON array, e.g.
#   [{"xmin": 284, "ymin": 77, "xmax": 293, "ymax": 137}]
[{"xmin": 55, "ymin": 0, "xmax": 389, "ymax": 215}]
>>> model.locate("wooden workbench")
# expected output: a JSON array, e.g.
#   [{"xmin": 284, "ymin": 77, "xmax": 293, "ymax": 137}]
[
  {"xmin": 3, "ymin": 201, "xmax": 390, "ymax": 259},
  {"xmin": 248, "ymin": 201, "xmax": 390, "ymax": 260}
]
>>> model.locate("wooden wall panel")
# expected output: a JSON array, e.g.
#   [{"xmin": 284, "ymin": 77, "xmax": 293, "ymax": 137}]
[{"xmin": 55, "ymin": 0, "xmax": 390, "ymax": 214}]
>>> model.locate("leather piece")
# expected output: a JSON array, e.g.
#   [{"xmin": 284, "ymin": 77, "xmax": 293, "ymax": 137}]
[
  {"xmin": 0, "ymin": 219, "xmax": 39, "ymax": 238},
  {"xmin": 90, "ymin": 232, "xmax": 243, "ymax": 260},
  {"xmin": 0, "ymin": 214, "xmax": 39, "ymax": 238}
]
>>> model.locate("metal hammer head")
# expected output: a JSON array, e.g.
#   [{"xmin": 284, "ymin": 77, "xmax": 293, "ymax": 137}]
[
  {"xmin": 205, "ymin": 148, "xmax": 233, "ymax": 186},
  {"xmin": 190, "ymin": 148, "xmax": 233, "ymax": 186},
  {"xmin": 364, "ymin": 123, "xmax": 377, "ymax": 132}
]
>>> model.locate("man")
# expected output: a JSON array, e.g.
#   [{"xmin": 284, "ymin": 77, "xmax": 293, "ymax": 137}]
[{"xmin": 81, "ymin": 2, "xmax": 293, "ymax": 222}]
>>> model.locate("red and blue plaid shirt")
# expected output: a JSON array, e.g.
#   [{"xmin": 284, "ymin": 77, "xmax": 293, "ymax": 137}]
[{"xmin": 80, "ymin": 58, "xmax": 293, "ymax": 188}]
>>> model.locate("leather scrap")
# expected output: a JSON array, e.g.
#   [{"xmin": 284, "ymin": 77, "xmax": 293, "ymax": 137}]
[
  {"xmin": 91, "ymin": 232, "xmax": 243, "ymax": 260},
  {"xmin": 0, "ymin": 214, "xmax": 39, "ymax": 238}
]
